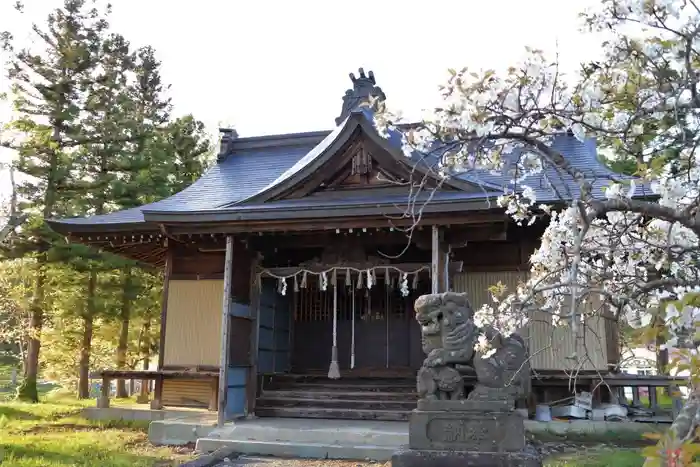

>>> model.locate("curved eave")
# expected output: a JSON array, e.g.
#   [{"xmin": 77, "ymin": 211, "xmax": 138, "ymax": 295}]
[
  {"xmin": 234, "ymin": 109, "xmax": 479, "ymax": 205},
  {"xmin": 50, "ymin": 227, "xmax": 168, "ymax": 268},
  {"xmin": 47, "ymin": 218, "xmax": 155, "ymax": 235},
  {"xmin": 142, "ymin": 193, "xmax": 499, "ymax": 224}
]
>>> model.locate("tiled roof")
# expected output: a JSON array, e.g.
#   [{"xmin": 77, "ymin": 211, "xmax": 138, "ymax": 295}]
[
  {"xmin": 53, "ymin": 133, "xmax": 324, "ymax": 227},
  {"xmin": 49, "ymin": 110, "xmax": 649, "ymax": 231},
  {"xmin": 455, "ymin": 134, "xmax": 654, "ymax": 202}
]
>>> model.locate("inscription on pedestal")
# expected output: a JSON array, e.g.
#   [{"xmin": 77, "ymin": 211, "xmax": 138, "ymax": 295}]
[
  {"xmin": 410, "ymin": 410, "xmax": 525, "ymax": 452},
  {"xmin": 427, "ymin": 419, "xmax": 497, "ymax": 444}
]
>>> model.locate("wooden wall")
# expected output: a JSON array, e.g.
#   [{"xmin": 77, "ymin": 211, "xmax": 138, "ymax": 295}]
[
  {"xmin": 162, "ymin": 379, "xmax": 213, "ymax": 408},
  {"xmin": 453, "ymin": 270, "xmax": 610, "ymax": 371},
  {"xmin": 162, "ymin": 239, "xmax": 253, "ymax": 369},
  {"xmin": 163, "ymin": 279, "xmax": 224, "ymax": 367}
]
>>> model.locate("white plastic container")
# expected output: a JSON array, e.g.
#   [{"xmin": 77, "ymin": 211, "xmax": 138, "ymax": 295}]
[{"xmin": 535, "ymin": 404, "xmax": 552, "ymax": 421}]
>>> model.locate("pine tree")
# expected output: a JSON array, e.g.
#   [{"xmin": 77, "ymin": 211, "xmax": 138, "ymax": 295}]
[
  {"xmin": 69, "ymin": 31, "xmax": 137, "ymax": 398},
  {"xmin": 2, "ymin": 1, "xmax": 214, "ymax": 400},
  {"xmin": 108, "ymin": 45, "xmax": 169, "ymax": 397},
  {"xmin": 107, "ymin": 48, "xmax": 211, "ymax": 397},
  {"xmin": 1, "ymin": 0, "xmax": 114, "ymax": 402}
]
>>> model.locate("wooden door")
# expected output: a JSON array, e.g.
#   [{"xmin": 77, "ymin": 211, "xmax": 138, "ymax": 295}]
[
  {"xmin": 291, "ymin": 278, "xmax": 427, "ymax": 374},
  {"xmin": 258, "ymin": 278, "xmax": 292, "ymax": 374}
]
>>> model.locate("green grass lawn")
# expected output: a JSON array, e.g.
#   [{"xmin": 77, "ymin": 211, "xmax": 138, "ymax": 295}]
[
  {"xmin": 639, "ymin": 387, "xmax": 677, "ymax": 410},
  {"xmin": 0, "ymin": 393, "xmax": 194, "ymax": 467},
  {"xmin": 545, "ymin": 449, "xmax": 643, "ymax": 467}
]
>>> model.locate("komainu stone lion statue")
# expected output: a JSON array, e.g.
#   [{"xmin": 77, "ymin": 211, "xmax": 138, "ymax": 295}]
[{"xmin": 415, "ymin": 292, "xmax": 531, "ymax": 404}]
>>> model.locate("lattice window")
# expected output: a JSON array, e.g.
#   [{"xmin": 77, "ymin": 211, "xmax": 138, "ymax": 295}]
[
  {"xmin": 295, "ymin": 279, "xmax": 325, "ymax": 322},
  {"xmin": 293, "ymin": 273, "xmax": 425, "ymax": 323}
]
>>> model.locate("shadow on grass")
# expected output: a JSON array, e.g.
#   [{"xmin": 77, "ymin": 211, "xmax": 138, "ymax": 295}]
[
  {"xmin": 90, "ymin": 418, "xmax": 151, "ymax": 432},
  {"xmin": 0, "ymin": 406, "xmax": 42, "ymax": 421}
]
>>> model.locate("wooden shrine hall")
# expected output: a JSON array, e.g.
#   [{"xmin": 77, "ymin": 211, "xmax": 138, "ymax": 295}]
[{"xmin": 50, "ymin": 68, "xmax": 635, "ymax": 424}]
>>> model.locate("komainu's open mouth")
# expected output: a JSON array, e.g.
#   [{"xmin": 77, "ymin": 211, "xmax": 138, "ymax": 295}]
[{"xmin": 418, "ymin": 311, "xmax": 442, "ymax": 335}]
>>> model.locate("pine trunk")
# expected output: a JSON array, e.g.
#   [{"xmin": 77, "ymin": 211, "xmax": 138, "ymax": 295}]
[
  {"xmin": 16, "ymin": 258, "xmax": 46, "ymax": 402},
  {"xmin": 116, "ymin": 267, "xmax": 133, "ymax": 398},
  {"xmin": 78, "ymin": 272, "xmax": 97, "ymax": 399},
  {"xmin": 17, "ymin": 112, "xmax": 62, "ymax": 402},
  {"xmin": 115, "ymin": 312, "xmax": 130, "ymax": 397},
  {"xmin": 140, "ymin": 319, "xmax": 151, "ymax": 395}
]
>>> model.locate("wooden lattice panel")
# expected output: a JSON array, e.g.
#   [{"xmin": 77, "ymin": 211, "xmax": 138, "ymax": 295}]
[{"xmin": 293, "ymin": 276, "xmax": 412, "ymax": 323}]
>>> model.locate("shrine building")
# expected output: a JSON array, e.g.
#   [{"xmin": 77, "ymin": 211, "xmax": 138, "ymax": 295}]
[{"xmin": 49, "ymin": 69, "xmax": 623, "ymax": 423}]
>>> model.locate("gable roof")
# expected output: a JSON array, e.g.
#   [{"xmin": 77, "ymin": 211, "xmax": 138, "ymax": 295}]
[
  {"xmin": 235, "ymin": 108, "xmax": 483, "ymax": 205},
  {"xmin": 48, "ymin": 78, "xmax": 653, "ymax": 235}
]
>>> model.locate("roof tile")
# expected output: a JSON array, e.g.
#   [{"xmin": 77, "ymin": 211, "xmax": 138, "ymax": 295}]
[{"xmin": 52, "ymin": 112, "xmax": 649, "ymax": 228}]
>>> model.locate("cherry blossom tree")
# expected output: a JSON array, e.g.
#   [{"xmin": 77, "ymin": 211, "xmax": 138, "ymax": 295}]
[{"xmin": 375, "ymin": 0, "xmax": 700, "ymax": 460}]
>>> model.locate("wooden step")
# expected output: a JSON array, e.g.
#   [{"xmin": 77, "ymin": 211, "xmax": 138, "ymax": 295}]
[
  {"xmin": 273, "ymin": 374, "xmax": 415, "ymax": 383},
  {"xmin": 257, "ymin": 396, "xmax": 417, "ymax": 411},
  {"xmin": 261, "ymin": 390, "xmax": 418, "ymax": 401},
  {"xmin": 254, "ymin": 406, "xmax": 411, "ymax": 421},
  {"xmin": 268, "ymin": 382, "xmax": 416, "ymax": 393}
]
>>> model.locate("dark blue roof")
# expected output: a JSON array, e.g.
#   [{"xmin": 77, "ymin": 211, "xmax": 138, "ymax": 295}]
[
  {"xmin": 50, "ymin": 109, "xmax": 651, "ymax": 232},
  {"xmin": 57, "ymin": 131, "xmax": 327, "ymax": 226},
  {"xmin": 455, "ymin": 134, "xmax": 652, "ymax": 202}
]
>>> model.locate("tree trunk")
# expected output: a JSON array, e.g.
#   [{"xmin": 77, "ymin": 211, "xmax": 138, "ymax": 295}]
[
  {"xmin": 116, "ymin": 267, "xmax": 133, "ymax": 398},
  {"xmin": 141, "ymin": 318, "xmax": 151, "ymax": 395},
  {"xmin": 78, "ymin": 272, "xmax": 97, "ymax": 399},
  {"xmin": 16, "ymin": 259, "xmax": 46, "ymax": 402},
  {"xmin": 17, "ymin": 100, "xmax": 63, "ymax": 403},
  {"xmin": 115, "ymin": 311, "xmax": 130, "ymax": 397}
]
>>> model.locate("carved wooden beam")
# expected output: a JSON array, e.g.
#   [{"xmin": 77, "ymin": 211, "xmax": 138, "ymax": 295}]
[{"xmin": 445, "ymin": 222, "xmax": 508, "ymax": 248}]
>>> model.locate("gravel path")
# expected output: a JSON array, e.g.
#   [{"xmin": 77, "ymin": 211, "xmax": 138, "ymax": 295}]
[
  {"xmin": 210, "ymin": 459, "xmax": 389, "ymax": 467},
  {"xmin": 196, "ymin": 442, "xmax": 640, "ymax": 466}
]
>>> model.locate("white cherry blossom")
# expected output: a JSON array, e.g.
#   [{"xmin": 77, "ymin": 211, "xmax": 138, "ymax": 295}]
[{"xmin": 374, "ymin": 0, "xmax": 700, "ymax": 369}]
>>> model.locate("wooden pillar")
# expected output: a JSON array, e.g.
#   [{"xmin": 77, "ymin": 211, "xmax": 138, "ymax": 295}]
[
  {"xmin": 443, "ymin": 245, "xmax": 451, "ymax": 292},
  {"xmin": 247, "ymin": 254, "xmax": 261, "ymax": 416},
  {"xmin": 431, "ymin": 225, "xmax": 449, "ymax": 293},
  {"xmin": 670, "ymin": 384, "xmax": 683, "ymax": 419},
  {"xmin": 97, "ymin": 375, "xmax": 111, "ymax": 408},
  {"xmin": 431, "ymin": 226, "xmax": 439, "ymax": 294},
  {"xmin": 217, "ymin": 235, "xmax": 234, "ymax": 427},
  {"xmin": 631, "ymin": 387, "xmax": 641, "ymax": 406},
  {"xmin": 648, "ymin": 385, "xmax": 658, "ymax": 414},
  {"xmin": 153, "ymin": 248, "xmax": 173, "ymax": 410},
  {"xmin": 208, "ymin": 377, "xmax": 218, "ymax": 411}
]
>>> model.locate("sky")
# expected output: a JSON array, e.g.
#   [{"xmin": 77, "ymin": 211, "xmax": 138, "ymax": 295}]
[{"xmin": 0, "ymin": 0, "xmax": 605, "ymax": 193}]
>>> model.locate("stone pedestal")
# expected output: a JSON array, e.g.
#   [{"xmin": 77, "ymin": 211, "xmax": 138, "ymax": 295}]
[{"xmin": 393, "ymin": 400, "xmax": 542, "ymax": 467}]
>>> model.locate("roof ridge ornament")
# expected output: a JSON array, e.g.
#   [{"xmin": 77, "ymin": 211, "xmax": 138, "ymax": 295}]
[
  {"xmin": 217, "ymin": 128, "xmax": 239, "ymax": 163},
  {"xmin": 335, "ymin": 68, "xmax": 386, "ymax": 125}
]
